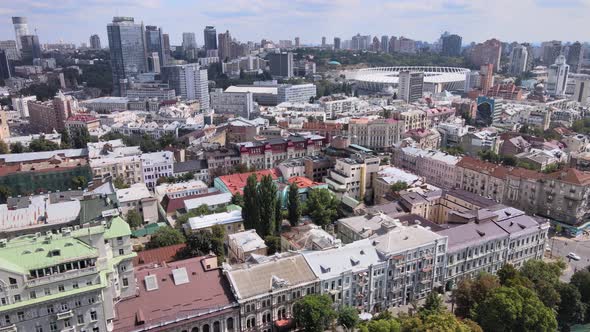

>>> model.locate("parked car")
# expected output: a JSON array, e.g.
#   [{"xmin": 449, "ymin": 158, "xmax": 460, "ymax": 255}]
[{"xmin": 567, "ymin": 252, "xmax": 581, "ymax": 261}]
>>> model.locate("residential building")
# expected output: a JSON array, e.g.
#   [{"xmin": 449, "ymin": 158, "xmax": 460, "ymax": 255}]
[
  {"xmin": 324, "ymin": 154, "xmax": 380, "ymax": 201},
  {"xmin": 281, "ymin": 223, "xmax": 339, "ymax": 251},
  {"xmin": 0, "ymin": 217, "xmax": 136, "ymax": 332},
  {"xmin": 547, "ymin": 55, "xmax": 570, "ymax": 96},
  {"xmin": 0, "ymin": 51, "xmax": 10, "ymax": 80},
  {"xmin": 210, "ymin": 89, "xmax": 256, "ymax": 119},
  {"xmin": 154, "ymin": 179, "xmax": 209, "ymax": 202},
  {"xmin": 486, "ymin": 83, "xmax": 523, "ymax": 100},
  {"xmin": 348, "ymin": 118, "xmax": 404, "ymax": 151},
  {"xmin": 573, "ymin": 75, "xmax": 590, "ymax": 105},
  {"xmin": 441, "ymin": 34, "xmax": 462, "ymax": 56},
  {"xmin": 334, "ymin": 37, "xmax": 341, "ymax": 50},
  {"xmin": 234, "ymin": 134, "xmax": 325, "ymax": 169},
  {"xmin": 228, "ymin": 230, "xmax": 267, "ymax": 263},
  {"xmin": 277, "ymin": 84, "xmax": 316, "ymax": 104},
  {"xmin": 469, "ymin": 39, "xmax": 502, "ymax": 71},
  {"xmin": 567, "ymin": 41, "xmax": 583, "ymax": 73},
  {"xmin": 0, "ymin": 40, "xmax": 19, "ymax": 61},
  {"xmin": 372, "ymin": 166, "xmax": 423, "ymax": 204},
  {"xmin": 161, "ymin": 63, "xmax": 210, "ymax": 109},
  {"xmin": 116, "ymin": 183, "xmax": 159, "ymax": 223},
  {"xmin": 268, "ymin": 52, "xmax": 293, "ymax": 78},
  {"xmin": 542, "ymin": 40, "xmax": 562, "ymax": 66},
  {"xmin": 185, "ymin": 209, "xmax": 244, "ymax": 235},
  {"xmin": 218, "ymin": 30, "xmax": 232, "ymax": 61},
  {"xmin": 393, "ymin": 146, "xmax": 460, "ymax": 189},
  {"xmin": 64, "ymin": 114, "xmax": 101, "ymax": 135},
  {"xmin": 184, "ymin": 192, "xmax": 233, "ymax": 212},
  {"xmin": 140, "ymin": 151, "xmax": 174, "ymax": 189},
  {"xmin": 3, "ymin": 133, "xmax": 61, "ymax": 148},
  {"xmin": 460, "ymin": 129, "xmax": 502, "ymax": 156},
  {"xmin": 222, "ymin": 56, "xmax": 266, "ymax": 77},
  {"xmin": 319, "ymin": 95, "xmax": 361, "ymax": 119},
  {"xmin": 402, "ymin": 129, "xmax": 441, "ymax": 150},
  {"xmin": 89, "ymin": 155, "xmax": 143, "ymax": 186},
  {"xmin": 394, "ymin": 109, "xmax": 429, "ymax": 131},
  {"xmin": 398, "ymin": 71, "xmax": 424, "ymax": 103},
  {"xmin": 107, "ymin": 17, "xmax": 148, "ymax": 96},
  {"xmin": 204, "ymin": 26, "xmax": 217, "ymax": 50},
  {"xmin": 80, "ymin": 96, "xmax": 129, "ymax": 112},
  {"xmin": 509, "ymin": 44, "xmax": 528, "ymax": 75}
]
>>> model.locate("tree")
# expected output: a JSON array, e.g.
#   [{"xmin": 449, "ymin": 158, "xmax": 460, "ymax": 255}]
[
  {"xmin": 126, "ymin": 210, "xmax": 143, "ymax": 229},
  {"xmin": 231, "ymin": 193, "xmax": 244, "ymax": 207},
  {"xmin": 287, "ymin": 182, "xmax": 301, "ymax": 226},
  {"xmin": 0, "ymin": 185, "xmax": 10, "ymax": 204},
  {"xmin": 70, "ymin": 127, "xmax": 92, "ymax": 149},
  {"xmin": 305, "ymin": 188, "xmax": 339, "ymax": 227},
  {"xmin": 0, "ymin": 140, "xmax": 8, "ymax": 154},
  {"xmin": 10, "ymin": 142, "xmax": 26, "ymax": 153},
  {"xmin": 275, "ymin": 199, "xmax": 283, "ymax": 234},
  {"xmin": 242, "ymin": 174, "xmax": 260, "ymax": 230},
  {"xmin": 337, "ymin": 306, "xmax": 359, "ymax": 331},
  {"xmin": 453, "ymin": 273, "xmax": 500, "ymax": 318},
  {"xmin": 419, "ymin": 292, "xmax": 444, "ymax": 318},
  {"xmin": 71, "ymin": 176, "xmax": 88, "ymax": 189},
  {"xmin": 60, "ymin": 129, "xmax": 71, "ymax": 148},
  {"xmin": 570, "ymin": 269, "xmax": 590, "ymax": 320},
  {"xmin": 177, "ymin": 230, "xmax": 213, "ymax": 259},
  {"xmin": 113, "ymin": 177, "xmax": 129, "ymax": 189},
  {"xmin": 211, "ymin": 224, "xmax": 226, "ymax": 264},
  {"xmin": 29, "ymin": 138, "xmax": 60, "ymax": 152},
  {"xmin": 556, "ymin": 283, "xmax": 585, "ymax": 330},
  {"xmin": 292, "ymin": 294, "xmax": 336, "ymax": 332},
  {"xmin": 497, "ymin": 264, "xmax": 519, "ymax": 285},
  {"xmin": 146, "ymin": 227, "xmax": 185, "ymax": 249},
  {"xmin": 257, "ymin": 175, "xmax": 277, "ymax": 237},
  {"xmin": 421, "ymin": 312, "xmax": 479, "ymax": 331},
  {"xmin": 390, "ymin": 181, "xmax": 409, "ymax": 194},
  {"xmin": 264, "ymin": 235, "xmax": 281, "ymax": 255}
]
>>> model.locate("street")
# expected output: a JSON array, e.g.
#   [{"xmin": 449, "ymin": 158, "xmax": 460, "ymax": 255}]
[{"xmin": 548, "ymin": 236, "xmax": 590, "ymax": 281}]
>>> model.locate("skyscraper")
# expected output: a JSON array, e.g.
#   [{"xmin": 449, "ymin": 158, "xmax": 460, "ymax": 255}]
[
  {"xmin": 321, "ymin": 37, "xmax": 326, "ymax": 47},
  {"xmin": 148, "ymin": 52, "xmax": 160, "ymax": 73},
  {"xmin": 161, "ymin": 63, "xmax": 209, "ymax": 109},
  {"xmin": 0, "ymin": 40, "xmax": 19, "ymax": 60},
  {"xmin": 567, "ymin": 41, "xmax": 583, "ymax": 73},
  {"xmin": 547, "ymin": 55, "xmax": 569, "ymax": 96},
  {"xmin": 441, "ymin": 34, "xmax": 462, "ymax": 56},
  {"xmin": 89, "ymin": 34, "xmax": 101, "ymax": 49},
  {"xmin": 107, "ymin": 17, "xmax": 148, "ymax": 96},
  {"xmin": 469, "ymin": 39, "xmax": 502, "ymax": 71},
  {"xmin": 333, "ymin": 37, "xmax": 341, "ymax": 50},
  {"xmin": 268, "ymin": 52, "xmax": 293, "ymax": 78},
  {"xmin": 508, "ymin": 45, "xmax": 528, "ymax": 75},
  {"xmin": 145, "ymin": 25, "xmax": 164, "ymax": 68},
  {"xmin": 0, "ymin": 50, "xmax": 11, "ymax": 80},
  {"xmin": 162, "ymin": 34, "xmax": 171, "ymax": 65},
  {"xmin": 398, "ymin": 71, "xmax": 424, "ymax": 103},
  {"xmin": 20, "ymin": 35, "xmax": 41, "ymax": 64},
  {"xmin": 12, "ymin": 17, "xmax": 29, "ymax": 55},
  {"xmin": 295, "ymin": 37, "xmax": 300, "ymax": 48},
  {"xmin": 204, "ymin": 26, "xmax": 217, "ymax": 50},
  {"xmin": 218, "ymin": 30, "xmax": 231, "ymax": 61},
  {"xmin": 542, "ymin": 40, "xmax": 562, "ymax": 66},
  {"xmin": 381, "ymin": 35, "xmax": 389, "ymax": 53},
  {"xmin": 182, "ymin": 32, "xmax": 197, "ymax": 50}
]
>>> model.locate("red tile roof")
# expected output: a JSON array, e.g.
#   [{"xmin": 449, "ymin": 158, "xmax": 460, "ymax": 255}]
[
  {"xmin": 457, "ymin": 156, "xmax": 542, "ymax": 180},
  {"xmin": 544, "ymin": 168, "xmax": 590, "ymax": 185},
  {"xmin": 133, "ymin": 244, "xmax": 186, "ymax": 266},
  {"xmin": 162, "ymin": 191, "xmax": 220, "ymax": 214},
  {"xmin": 287, "ymin": 176, "xmax": 323, "ymax": 189},
  {"xmin": 66, "ymin": 114, "xmax": 98, "ymax": 122},
  {"xmin": 114, "ymin": 256, "xmax": 237, "ymax": 332},
  {"xmin": 218, "ymin": 169, "xmax": 281, "ymax": 195}
]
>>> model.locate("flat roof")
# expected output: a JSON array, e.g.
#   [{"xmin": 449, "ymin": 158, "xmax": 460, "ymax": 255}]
[
  {"xmin": 226, "ymin": 86, "xmax": 278, "ymax": 95},
  {"xmin": 303, "ymin": 239, "xmax": 382, "ymax": 279},
  {"xmin": 0, "ymin": 148, "xmax": 87, "ymax": 163}
]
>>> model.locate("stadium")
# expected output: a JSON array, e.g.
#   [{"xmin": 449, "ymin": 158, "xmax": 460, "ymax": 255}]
[{"xmin": 349, "ymin": 66, "xmax": 472, "ymax": 93}]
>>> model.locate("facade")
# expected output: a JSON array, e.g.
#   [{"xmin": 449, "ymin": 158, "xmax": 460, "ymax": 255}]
[
  {"xmin": 324, "ymin": 155, "xmax": 380, "ymax": 201},
  {"xmin": 12, "ymin": 17, "xmax": 29, "ymax": 54},
  {"xmin": 116, "ymin": 183, "xmax": 159, "ymax": 223},
  {"xmin": 210, "ymin": 89, "xmax": 256, "ymax": 119},
  {"xmin": 19, "ymin": 35, "xmax": 41, "ymax": 64},
  {"xmin": 144, "ymin": 25, "xmax": 164, "ymax": 68},
  {"xmin": 333, "ymin": 37, "xmax": 341, "ymax": 50},
  {"xmin": 441, "ymin": 34, "xmax": 462, "ymax": 57},
  {"xmin": 567, "ymin": 41, "xmax": 583, "ymax": 73},
  {"xmin": 508, "ymin": 45, "xmax": 528, "ymax": 75},
  {"xmin": 277, "ymin": 84, "xmax": 316, "ymax": 104},
  {"xmin": 0, "ymin": 40, "xmax": 19, "ymax": 61},
  {"xmin": 218, "ymin": 30, "xmax": 232, "ymax": 61},
  {"xmin": 547, "ymin": 55, "xmax": 569, "ymax": 96},
  {"xmin": 107, "ymin": 17, "xmax": 148, "ymax": 96},
  {"xmin": 469, "ymin": 38, "xmax": 502, "ymax": 71},
  {"xmin": 268, "ymin": 52, "xmax": 293, "ymax": 78},
  {"xmin": 64, "ymin": 114, "xmax": 101, "ymax": 135},
  {"xmin": 542, "ymin": 40, "xmax": 562, "ymax": 66},
  {"xmin": 154, "ymin": 179, "xmax": 208, "ymax": 201},
  {"xmin": 348, "ymin": 118, "xmax": 404, "ymax": 151},
  {"xmin": 27, "ymin": 93, "xmax": 78, "ymax": 133},
  {"xmin": 140, "ymin": 151, "xmax": 174, "ymax": 189},
  {"xmin": 161, "ymin": 63, "xmax": 210, "ymax": 109},
  {"xmin": 204, "ymin": 26, "xmax": 217, "ymax": 50},
  {"xmin": 573, "ymin": 75, "xmax": 590, "ymax": 105},
  {"xmin": 0, "ymin": 217, "xmax": 136, "ymax": 332},
  {"xmin": 393, "ymin": 146, "xmax": 460, "ymax": 189},
  {"xmin": 372, "ymin": 166, "xmax": 422, "ymax": 204},
  {"xmin": 89, "ymin": 34, "xmax": 101, "ymax": 49},
  {"xmin": 228, "ymin": 230, "xmax": 267, "ymax": 263}
]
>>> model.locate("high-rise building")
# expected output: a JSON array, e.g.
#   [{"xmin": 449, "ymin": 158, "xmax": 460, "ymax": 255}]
[
  {"xmin": 469, "ymin": 39, "xmax": 502, "ymax": 71},
  {"xmin": 573, "ymin": 76, "xmax": 590, "ymax": 105},
  {"xmin": 0, "ymin": 50, "xmax": 11, "ymax": 80},
  {"xmin": 295, "ymin": 37, "xmax": 300, "ymax": 48},
  {"xmin": 28, "ymin": 91, "xmax": 79, "ymax": 133},
  {"xmin": 508, "ymin": 45, "xmax": 528, "ymax": 75},
  {"xmin": 547, "ymin": 55, "xmax": 569, "ymax": 96},
  {"xmin": 0, "ymin": 40, "xmax": 19, "ymax": 60},
  {"xmin": 268, "ymin": 52, "xmax": 293, "ymax": 78},
  {"xmin": 89, "ymin": 34, "xmax": 101, "ymax": 49},
  {"xmin": 389, "ymin": 36, "xmax": 416, "ymax": 54},
  {"xmin": 20, "ymin": 35, "xmax": 41, "ymax": 64},
  {"xmin": 567, "ymin": 41, "xmax": 583, "ymax": 73},
  {"xmin": 334, "ymin": 37, "xmax": 341, "ymax": 50},
  {"xmin": 218, "ymin": 30, "xmax": 231, "ymax": 61},
  {"xmin": 107, "ymin": 17, "xmax": 148, "ymax": 96},
  {"xmin": 204, "ymin": 26, "xmax": 217, "ymax": 50},
  {"xmin": 480, "ymin": 64, "xmax": 494, "ymax": 94},
  {"xmin": 371, "ymin": 36, "xmax": 380, "ymax": 51},
  {"xmin": 12, "ymin": 17, "xmax": 29, "ymax": 55},
  {"xmin": 441, "ymin": 34, "xmax": 462, "ymax": 56},
  {"xmin": 398, "ymin": 71, "xmax": 424, "ymax": 103},
  {"xmin": 145, "ymin": 25, "xmax": 164, "ymax": 68},
  {"xmin": 521, "ymin": 43, "xmax": 534, "ymax": 72},
  {"xmin": 542, "ymin": 40, "xmax": 562, "ymax": 66},
  {"xmin": 381, "ymin": 35, "xmax": 389, "ymax": 53},
  {"xmin": 161, "ymin": 63, "xmax": 209, "ymax": 108},
  {"xmin": 148, "ymin": 52, "xmax": 161, "ymax": 73},
  {"xmin": 162, "ymin": 33, "xmax": 171, "ymax": 65},
  {"xmin": 351, "ymin": 33, "xmax": 371, "ymax": 50},
  {"xmin": 182, "ymin": 32, "xmax": 197, "ymax": 50},
  {"xmin": 321, "ymin": 37, "xmax": 326, "ymax": 47}
]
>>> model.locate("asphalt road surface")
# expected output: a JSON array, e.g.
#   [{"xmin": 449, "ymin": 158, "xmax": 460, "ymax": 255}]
[{"xmin": 548, "ymin": 236, "xmax": 590, "ymax": 281}]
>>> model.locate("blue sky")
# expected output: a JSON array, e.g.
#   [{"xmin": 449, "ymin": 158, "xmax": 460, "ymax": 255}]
[{"xmin": 0, "ymin": 0, "xmax": 588, "ymax": 46}]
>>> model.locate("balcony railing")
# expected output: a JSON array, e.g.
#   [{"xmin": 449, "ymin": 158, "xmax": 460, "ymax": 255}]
[
  {"xmin": 57, "ymin": 309, "xmax": 73, "ymax": 320},
  {"xmin": 26, "ymin": 266, "xmax": 98, "ymax": 287},
  {"xmin": 0, "ymin": 325, "xmax": 17, "ymax": 332}
]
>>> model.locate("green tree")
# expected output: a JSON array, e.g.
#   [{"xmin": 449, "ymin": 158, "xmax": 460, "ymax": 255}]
[
  {"xmin": 126, "ymin": 210, "xmax": 143, "ymax": 229},
  {"xmin": 10, "ymin": 142, "xmax": 26, "ymax": 153},
  {"xmin": 257, "ymin": 175, "xmax": 277, "ymax": 237},
  {"xmin": 71, "ymin": 176, "xmax": 88, "ymax": 189},
  {"xmin": 497, "ymin": 264, "xmax": 519, "ymax": 285},
  {"xmin": 421, "ymin": 312, "xmax": 478, "ymax": 331},
  {"xmin": 29, "ymin": 138, "xmax": 60, "ymax": 152},
  {"xmin": 211, "ymin": 224, "xmax": 226, "ymax": 264},
  {"xmin": 453, "ymin": 273, "xmax": 500, "ymax": 318},
  {"xmin": 177, "ymin": 230, "xmax": 213, "ymax": 259},
  {"xmin": 113, "ymin": 177, "xmax": 129, "ymax": 189},
  {"xmin": 337, "ymin": 306, "xmax": 359, "ymax": 331},
  {"xmin": 264, "ymin": 235, "xmax": 281, "ymax": 255},
  {"xmin": 242, "ymin": 174, "xmax": 260, "ymax": 230},
  {"xmin": 60, "ymin": 129, "xmax": 71, "ymax": 148},
  {"xmin": 288, "ymin": 182, "xmax": 302, "ymax": 226},
  {"xmin": 305, "ymin": 188, "xmax": 339, "ymax": 227},
  {"xmin": 570, "ymin": 269, "xmax": 590, "ymax": 319},
  {"xmin": 146, "ymin": 227, "xmax": 185, "ymax": 249},
  {"xmin": 231, "ymin": 193, "xmax": 244, "ymax": 207},
  {"xmin": 293, "ymin": 294, "xmax": 336, "ymax": 332},
  {"xmin": 365, "ymin": 319, "xmax": 397, "ymax": 332},
  {"xmin": 390, "ymin": 181, "xmax": 409, "ymax": 194},
  {"xmin": 420, "ymin": 292, "xmax": 444, "ymax": 318},
  {"xmin": 275, "ymin": 199, "xmax": 283, "ymax": 234},
  {"xmin": 0, "ymin": 140, "xmax": 8, "ymax": 154},
  {"xmin": 556, "ymin": 283, "xmax": 586, "ymax": 330},
  {"xmin": 70, "ymin": 127, "xmax": 92, "ymax": 149},
  {"xmin": 0, "ymin": 185, "xmax": 11, "ymax": 204}
]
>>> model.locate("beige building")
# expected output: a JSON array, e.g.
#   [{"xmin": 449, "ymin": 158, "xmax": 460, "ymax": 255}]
[
  {"xmin": 89, "ymin": 155, "xmax": 144, "ymax": 186},
  {"xmin": 116, "ymin": 183, "xmax": 159, "ymax": 224},
  {"xmin": 28, "ymin": 92, "xmax": 78, "ymax": 134},
  {"xmin": 0, "ymin": 110, "xmax": 9, "ymax": 140},
  {"xmin": 228, "ymin": 230, "xmax": 267, "ymax": 263},
  {"xmin": 394, "ymin": 109, "xmax": 429, "ymax": 131},
  {"xmin": 393, "ymin": 146, "xmax": 460, "ymax": 189},
  {"xmin": 324, "ymin": 154, "xmax": 380, "ymax": 201},
  {"xmin": 348, "ymin": 118, "xmax": 404, "ymax": 151}
]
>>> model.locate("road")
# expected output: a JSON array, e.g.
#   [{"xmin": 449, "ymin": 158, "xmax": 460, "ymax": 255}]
[{"xmin": 548, "ymin": 236, "xmax": 590, "ymax": 281}]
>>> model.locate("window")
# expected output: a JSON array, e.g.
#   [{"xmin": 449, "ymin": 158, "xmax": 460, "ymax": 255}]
[
  {"xmin": 90, "ymin": 310, "xmax": 97, "ymax": 321},
  {"xmin": 35, "ymin": 326, "xmax": 43, "ymax": 332},
  {"xmin": 119, "ymin": 249, "xmax": 124, "ymax": 255},
  {"xmin": 64, "ymin": 318, "xmax": 71, "ymax": 327},
  {"xmin": 13, "ymin": 295, "xmax": 21, "ymax": 302},
  {"xmin": 4, "ymin": 315, "xmax": 10, "ymax": 324},
  {"xmin": 92, "ymin": 327, "xmax": 99, "ymax": 332},
  {"xmin": 50, "ymin": 322, "xmax": 57, "ymax": 332},
  {"xmin": 72, "ymin": 282, "xmax": 79, "ymax": 289},
  {"xmin": 77, "ymin": 314, "xmax": 84, "ymax": 324},
  {"xmin": 88, "ymin": 297, "xmax": 95, "ymax": 304},
  {"xmin": 122, "ymin": 278, "xmax": 129, "ymax": 287},
  {"xmin": 47, "ymin": 305, "xmax": 54, "ymax": 314},
  {"xmin": 61, "ymin": 303, "xmax": 69, "ymax": 311},
  {"xmin": 30, "ymin": 291, "xmax": 36, "ymax": 299},
  {"xmin": 58, "ymin": 285, "xmax": 65, "ymax": 292},
  {"xmin": 75, "ymin": 300, "xmax": 82, "ymax": 307}
]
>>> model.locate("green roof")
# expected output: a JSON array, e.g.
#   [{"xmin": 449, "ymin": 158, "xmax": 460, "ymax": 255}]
[
  {"xmin": 0, "ymin": 235, "xmax": 98, "ymax": 273},
  {"xmin": 104, "ymin": 216, "xmax": 132, "ymax": 239},
  {"xmin": 131, "ymin": 222, "xmax": 163, "ymax": 237}
]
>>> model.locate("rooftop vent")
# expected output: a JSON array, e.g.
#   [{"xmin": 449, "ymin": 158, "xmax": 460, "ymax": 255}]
[
  {"xmin": 145, "ymin": 275, "xmax": 158, "ymax": 291},
  {"xmin": 172, "ymin": 267, "xmax": 190, "ymax": 286}
]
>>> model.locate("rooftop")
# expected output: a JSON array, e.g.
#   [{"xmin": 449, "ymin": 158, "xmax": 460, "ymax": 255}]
[
  {"xmin": 218, "ymin": 169, "xmax": 281, "ymax": 195},
  {"xmin": 373, "ymin": 223, "xmax": 446, "ymax": 255},
  {"xmin": 133, "ymin": 243, "xmax": 186, "ymax": 266},
  {"xmin": 184, "ymin": 192, "xmax": 233, "ymax": 211},
  {"xmin": 116, "ymin": 183, "xmax": 153, "ymax": 203},
  {"xmin": 228, "ymin": 229, "xmax": 266, "ymax": 252},
  {"xmin": 0, "ymin": 148, "xmax": 87, "ymax": 164},
  {"xmin": 187, "ymin": 209, "xmax": 243, "ymax": 231},
  {"xmin": 303, "ymin": 239, "xmax": 381, "ymax": 279}
]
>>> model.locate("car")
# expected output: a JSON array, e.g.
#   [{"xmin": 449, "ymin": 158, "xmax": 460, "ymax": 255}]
[{"xmin": 567, "ymin": 252, "xmax": 581, "ymax": 261}]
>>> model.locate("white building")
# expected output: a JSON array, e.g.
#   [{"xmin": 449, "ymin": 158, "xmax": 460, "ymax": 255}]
[
  {"xmin": 140, "ymin": 151, "xmax": 174, "ymax": 189},
  {"xmin": 210, "ymin": 89, "xmax": 256, "ymax": 119},
  {"xmin": 161, "ymin": 63, "xmax": 210, "ymax": 109},
  {"xmin": 509, "ymin": 45, "xmax": 528, "ymax": 75},
  {"xmin": 228, "ymin": 229, "xmax": 267, "ymax": 263},
  {"xmin": 277, "ymin": 84, "xmax": 317, "ymax": 104},
  {"xmin": 11, "ymin": 95, "xmax": 36, "ymax": 118},
  {"xmin": 154, "ymin": 179, "xmax": 209, "ymax": 202},
  {"xmin": 348, "ymin": 118, "xmax": 404, "ymax": 151},
  {"xmin": 116, "ymin": 183, "xmax": 159, "ymax": 223},
  {"xmin": 80, "ymin": 97, "xmax": 129, "ymax": 112},
  {"xmin": 398, "ymin": 71, "xmax": 424, "ymax": 103},
  {"xmin": 547, "ymin": 55, "xmax": 569, "ymax": 96},
  {"xmin": 185, "ymin": 209, "xmax": 245, "ymax": 235}
]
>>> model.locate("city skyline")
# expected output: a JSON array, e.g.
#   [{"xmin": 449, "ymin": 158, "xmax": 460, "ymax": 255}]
[{"xmin": 0, "ymin": 0, "xmax": 588, "ymax": 47}]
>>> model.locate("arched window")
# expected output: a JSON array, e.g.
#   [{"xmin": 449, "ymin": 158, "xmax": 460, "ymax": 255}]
[
  {"xmin": 203, "ymin": 324, "xmax": 210, "ymax": 332},
  {"xmin": 213, "ymin": 321, "xmax": 220, "ymax": 332},
  {"xmin": 227, "ymin": 317, "xmax": 234, "ymax": 332},
  {"xmin": 191, "ymin": 327, "xmax": 199, "ymax": 332}
]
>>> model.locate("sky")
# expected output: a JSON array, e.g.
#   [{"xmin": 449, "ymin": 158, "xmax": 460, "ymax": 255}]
[{"xmin": 0, "ymin": 0, "xmax": 588, "ymax": 47}]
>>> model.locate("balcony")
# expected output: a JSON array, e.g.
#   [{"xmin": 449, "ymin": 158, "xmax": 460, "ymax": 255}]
[
  {"xmin": 26, "ymin": 266, "xmax": 98, "ymax": 287},
  {"xmin": 57, "ymin": 309, "xmax": 73, "ymax": 320},
  {"xmin": 60, "ymin": 327, "xmax": 76, "ymax": 332},
  {"xmin": 325, "ymin": 178, "xmax": 347, "ymax": 192},
  {"xmin": 0, "ymin": 325, "xmax": 17, "ymax": 332}
]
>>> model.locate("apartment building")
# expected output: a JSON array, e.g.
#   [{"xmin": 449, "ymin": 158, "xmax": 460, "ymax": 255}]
[
  {"xmin": 372, "ymin": 166, "xmax": 422, "ymax": 204},
  {"xmin": 0, "ymin": 217, "xmax": 136, "ymax": 332},
  {"xmin": 28, "ymin": 92, "xmax": 79, "ymax": 134},
  {"xmin": 318, "ymin": 95, "xmax": 361, "ymax": 119},
  {"xmin": 116, "ymin": 183, "xmax": 159, "ymax": 223},
  {"xmin": 324, "ymin": 155, "xmax": 380, "ymax": 201},
  {"xmin": 210, "ymin": 89, "xmax": 256, "ymax": 119},
  {"xmin": 348, "ymin": 118, "xmax": 404, "ymax": 151},
  {"xmin": 154, "ymin": 179, "xmax": 209, "ymax": 202},
  {"xmin": 89, "ymin": 155, "xmax": 143, "ymax": 186},
  {"xmin": 393, "ymin": 146, "xmax": 460, "ymax": 189},
  {"xmin": 394, "ymin": 110, "xmax": 428, "ymax": 131},
  {"xmin": 140, "ymin": 151, "xmax": 174, "ymax": 189}
]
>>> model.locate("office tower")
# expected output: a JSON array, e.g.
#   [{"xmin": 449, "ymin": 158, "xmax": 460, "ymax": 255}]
[
  {"xmin": 398, "ymin": 71, "xmax": 424, "ymax": 103},
  {"xmin": 371, "ymin": 36, "xmax": 380, "ymax": 51},
  {"xmin": 508, "ymin": 45, "xmax": 528, "ymax": 75},
  {"xmin": 573, "ymin": 76, "xmax": 590, "ymax": 105},
  {"xmin": 389, "ymin": 36, "xmax": 397, "ymax": 54},
  {"xmin": 295, "ymin": 37, "xmax": 300, "ymax": 47},
  {"xmin": 351, "ymin": 33, "xmax": 371, "ymax": 50},
  {"xmin": 542, "ymin": 40, "xmax": 562, "ymax": 66},
  {"xmin": 145, "ymin": 25, "xmax": 164, "ymax": 68},
  {"xmin": 334, "ymin": 37, "xmax": 341, "ymax": 50},
  {"xmin": 0, "ymin": 50, "xmax": 11, "ymax": 79},
  {"xmin": 381, "ymin": 35, "xmax": 389, "ymax": 53},
  {"xmin": 12, "ymin": 17, "xmax": 29, "ymax": 54},
  {"xmin": 521, "ymin": 43, "xmax": 534, "ymax": 72},
  {"xmin": 20, "ymin": 35, "xmax": 41, "ymax": 64},
  {"xmin": 469, "ymin": 38, "xmax": 502, "ymax": 71},
  {"xmin": 107, "ymin": 17, "xmax": 148, "ymax": 96},
  {"xmin": 268, "ymin": 52, "xmax": 293, "ymax": 78},
  {"xmin": 567, "ymin": 41, "xmax": 583, "ymax": 73},
  {"xmin": 547, "ymin": 55, "xmax": 569, "ymax": 96},
  {"xmin": 89, "ymin": 34, "xmax": 101, "ymax": 49},
  {"xmin": 0, "ymin": 40, "xmax": 19, "ymax": 60},
  {"xmin": 148, "ymin": 52, "xmax": 161, "ymax": 73},
  {"xmin": 441, "ymin": 34, "xmax": 462, "ymax": 56},
  {"xmin": 218, "ymin": 30, "xmax": 231, "ymax": 61},
  {"xmin": 480, "ymin": 64, "xmax": 494, "ymax": 94},
  {"xmin": 162, "ymin": 33, "xmax": 171, "ymax": 65},
  {"xmin": 322, "ymin": 37, "xmax": 326, "ymax": 47},
  {"xmin": 182, "ymin": 32, "xmax": 197, "ymax": 50},
  {"xmin": 204, "ymin": 26, "xmax": 217, "ymax": 50},
  {"xmin": 161, "ymin": 63, "xmax": 209, "ymax": 108}
]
